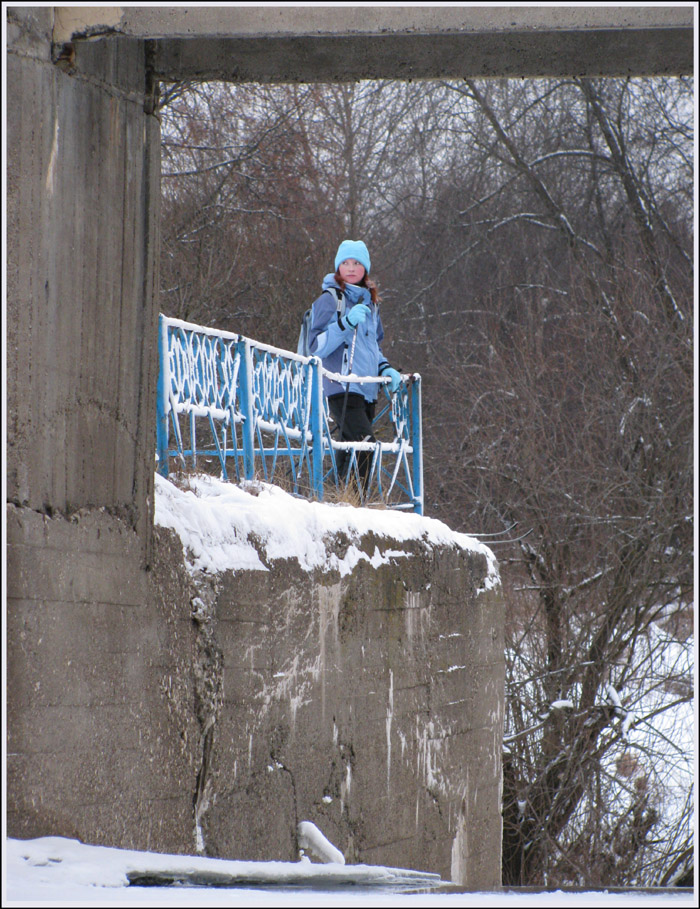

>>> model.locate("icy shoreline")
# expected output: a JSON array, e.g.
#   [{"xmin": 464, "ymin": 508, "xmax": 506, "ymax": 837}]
[{"xmin": 5, "ymin": 836, "xmax": 693, "ymax": 907}]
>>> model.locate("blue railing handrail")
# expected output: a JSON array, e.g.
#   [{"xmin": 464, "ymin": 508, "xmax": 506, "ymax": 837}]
[{"xmin": 156, "ymin": 314, "xmax": 423, "ymax": 513}]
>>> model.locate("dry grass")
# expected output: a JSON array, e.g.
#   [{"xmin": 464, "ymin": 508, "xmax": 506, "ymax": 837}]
[{"xmin": 163, "ymin": 459, "xmax": 392, "ymax": 511}]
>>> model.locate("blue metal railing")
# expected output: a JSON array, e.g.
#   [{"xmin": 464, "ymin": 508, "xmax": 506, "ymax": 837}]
[{"xmin": 156, "ymin": 314, "xmax": 423, "ymax": 513}]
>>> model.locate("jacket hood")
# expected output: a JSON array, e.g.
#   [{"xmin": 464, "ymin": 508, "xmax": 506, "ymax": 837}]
[{"xmin": 322, "ymin": 273, "xmax": 370, "ymax": 306}]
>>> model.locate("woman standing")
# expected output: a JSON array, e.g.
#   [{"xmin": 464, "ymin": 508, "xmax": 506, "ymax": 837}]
[{"xmin": 307, "ymin": 239, "xmax": 401, "ymax": 488}]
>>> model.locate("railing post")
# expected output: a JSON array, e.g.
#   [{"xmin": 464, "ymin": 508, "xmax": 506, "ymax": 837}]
[
  {"xmin": 411, "ymin": 374, "xmax": 423, "ymax": 514},
  {"xmin": 156, "ymin": 314, "xmax": 170, "ymax": 477},
  {"xmin": 310, "ymin": 356, "xmax": 325, "ymax": 500},
  {"xmin": 237, "ymin": 338, "xmax": 256, "ymax": 480}
]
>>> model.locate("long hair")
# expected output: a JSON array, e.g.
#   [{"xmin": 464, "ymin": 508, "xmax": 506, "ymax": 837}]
[{"xmin": 334, "ymin": 269, "xmax": 380, "ymax": 304}]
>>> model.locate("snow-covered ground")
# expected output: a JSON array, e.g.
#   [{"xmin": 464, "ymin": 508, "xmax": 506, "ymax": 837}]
[{"xmin": 3, "ymin": 835, "xmax": 695, "ymax": 907}]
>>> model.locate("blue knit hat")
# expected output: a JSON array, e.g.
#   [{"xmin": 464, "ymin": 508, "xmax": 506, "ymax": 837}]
[{"xmin": 334, "ymin": 239, "xmax": 371, "ymax": 275}]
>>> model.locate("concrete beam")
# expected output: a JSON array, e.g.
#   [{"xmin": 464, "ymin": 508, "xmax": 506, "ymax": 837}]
[
  {"xmin": 145, "ymin": 27, "xmax": 692, "ymax": 82},
  {"xmin": 52, "ymin": 5, "xmax": 694, "ymax": 79}
]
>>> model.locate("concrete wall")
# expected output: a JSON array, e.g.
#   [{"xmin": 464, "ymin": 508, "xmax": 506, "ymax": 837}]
[
  {"xmin": 6, "ymin": 0, "xmax": 179, "ymax": 856},
  {"xmin": 7, "ymin": 503, "xmax": 505, "ymax": 888},
  {"xmin": 6, "ymin": 512, "xmax": 199, "ymax": 852},
  {"xmin": 6, "ymin": 6, "xmax": 160, "ymax": 548},
  {"xmin": 197, "ymin": 534, "xmax": 504, "ymax": 887}
]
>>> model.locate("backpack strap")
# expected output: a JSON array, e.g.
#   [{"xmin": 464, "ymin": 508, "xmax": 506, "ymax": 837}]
[
  {"xmin": 329, "ymin": 287, "xmax": 346, "ymax": 327},
  {"xmin": 330, "ymin": 287, "xmax": 345, "ymax": 312}
]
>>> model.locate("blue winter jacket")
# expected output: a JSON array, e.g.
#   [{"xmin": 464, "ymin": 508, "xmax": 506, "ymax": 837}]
[{"xmin": 308, "ymin": 274, "xmax": 390, "ymax": 402}]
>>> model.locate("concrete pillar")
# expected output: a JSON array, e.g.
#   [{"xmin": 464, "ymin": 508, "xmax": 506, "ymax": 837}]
[
  {"xmin": 6, "ymin": 6, "xmax": 160, "ymax": 550},
  {"xmin": 6, "ymin": 4, "xmax": 191, "ymax": 857}
]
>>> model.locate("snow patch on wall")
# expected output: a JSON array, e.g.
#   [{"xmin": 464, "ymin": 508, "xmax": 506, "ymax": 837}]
[
  {"xmin": 340, "ymin": 762, "xmax": 352, "ymax": 815},
  {"xmin": 414, "ymin": 718, "xmax": 450, "ymax": 799},
  {"xmin": 260, "ymin": 651, "xmax": 320, "ymax": 731},
  {"xmin": 45, "ymin": 118, "xmax": 59, "ymax": 194},
  {"xmin": 450, "ymin": 802, "xmax": 468, "ymax": 885},
  {"xmin": 404, "ymin": 589, "xmax": 431, "ymax": 641},
  {"xmin": 317, "ymin": 584, "xmax": 342, "ymax": 722},
  {"xmin": 386, "ymin": 669, "xmax": 394, "ymax": 790}
]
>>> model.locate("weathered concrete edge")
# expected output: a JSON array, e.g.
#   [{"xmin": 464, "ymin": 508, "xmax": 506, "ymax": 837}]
[{"xmin": 50, "ymin": 5, "xmax": 694, "ymax": 45}]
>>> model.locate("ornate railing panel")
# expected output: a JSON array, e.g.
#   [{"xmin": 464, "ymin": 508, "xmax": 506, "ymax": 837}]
[{"xmin": 156, "ymin": 314, "xmax": 423, "ymax": 513}]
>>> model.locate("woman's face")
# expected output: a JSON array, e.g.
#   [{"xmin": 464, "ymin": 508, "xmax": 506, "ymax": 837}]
[{"xmin": 338, "ymin": 259, "xmax": 366, "ymax": 285}]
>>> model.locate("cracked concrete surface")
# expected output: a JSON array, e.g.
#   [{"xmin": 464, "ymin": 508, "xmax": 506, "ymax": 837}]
[
  {"xmin": 183, "ymin": 532, "xmax": 505, "ymax": 886},
  {"xmin": 6, "ymin": 496, "xmax": 504, "ymax": 885}
]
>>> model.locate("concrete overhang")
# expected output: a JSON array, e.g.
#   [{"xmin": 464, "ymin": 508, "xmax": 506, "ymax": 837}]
[{"xmin": 52, "ymin": 5, "xmax": 694, "ymax": 80}]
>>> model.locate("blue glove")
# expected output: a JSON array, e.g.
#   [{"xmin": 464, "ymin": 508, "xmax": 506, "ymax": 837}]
[
  {"xmin": 344, "ymin": 303, "xmax": 371, "ymax": 329},
  {"xmin": 381, "ymin": 366, "xmax": 402, "ymax": 394}
]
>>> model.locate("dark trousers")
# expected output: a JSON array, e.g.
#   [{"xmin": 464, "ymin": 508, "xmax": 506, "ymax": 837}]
[{"xmin": 328, "ymin": 393, "xmax": 376, "ymax": 486}]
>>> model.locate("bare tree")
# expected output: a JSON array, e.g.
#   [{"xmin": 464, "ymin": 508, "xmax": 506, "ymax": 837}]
[
  {"xmin": 412, "ymin": 77, "xmax": 693, "ymax": 887},
  {"xmin": 160, "ymin": 82, "xmax": 341, "ymax": 342}
]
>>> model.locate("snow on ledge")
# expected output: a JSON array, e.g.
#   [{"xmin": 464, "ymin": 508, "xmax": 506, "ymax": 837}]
[{"xmin": 154, "ymin": 473, "xmax": 499, "ymax": 588}]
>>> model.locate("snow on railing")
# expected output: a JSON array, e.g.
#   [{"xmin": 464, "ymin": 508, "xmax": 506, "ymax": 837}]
[{"xmin": 156, "ymin": 315, "xmax": 423, "ymax": 513}]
